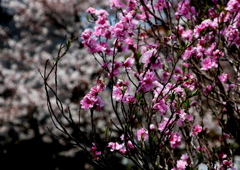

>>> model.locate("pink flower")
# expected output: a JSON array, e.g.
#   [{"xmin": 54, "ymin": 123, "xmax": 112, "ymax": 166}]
[
  {"xmin": 80, "ymin": 94, "xmax": 98, "ymax": 110},
  {"xmin": 122, "ymin": 95, "xmax": 136, "ymax": 104},
  {"xmin": 224, "ymin": 25, "xmax": 240, "ymax": 46},
  {"xmin": 154, "ymin": 0, "xmax": 167, "ymax": 10},
  {"xmin": 86, "ymin": 7, "xmax": 96, "ymax": 14},
  {"xmin": 108, "ymin": 140, "xmax": 134, "ymax": 154},
  {"xmin": 112, "ymin": 79, "xmax": 130, "ymax": 101},
  {"xmin": 203, "ymin": 85, "xmax": 213, "ymax": 95},
  {"xmin": 136, "ymin": 128, "xmax": 149, "ymax": 141},
  {"xmin": 149, "ymin": 124, "xmax": 155, "ymax": 130},
  {"xmin": 175, "ymin": 0, "xmax": 197, "ymax": 20},
  {"xmin": 201, "ymin": 57, "xmax": 218, "ymax": 70},
  {"xmin": 153, "ymin": 99, "xmax": 168, "ymax": 115},
  {"xmin": 158, "ymin": 117, "xmax": 173, "ymax": 132},
  {"xmin": 90, "ymin": 80, "xmax": 106, "ymax": 94},
  {"xmin": 176, "ymin": 160, "xmax": 188, "ymax": 170},
  {"xmin": 182, "ymin": 47, "xmax": 193, "ymax": 60},
  {"xmin": 141, "ymin": 49, "xmax": 162, "ymax": 69},
  {"xmin": 138, "ymin": 70, "xmax": 157, "ymax": 92},
  {"xmin": 182, "ymin": 29, "xmax": 193, "ymax": 41},
  {"xmin": 190, "ymin": 125, "xmax": 203, "ymax": 136},
  {"xmin": 194, "ymin": 19, "xmax": 218, "ymax": 38},
  {"xmin": 80, "ymin": 81, "xmax": 105, "ymax": 111},
  {"xmin": 181, "ymin": 153, "xmax": 188, "ymax": 161},
  {"xmin": 225, "ymin": 0, "xmax": 240, "ymax": 12},
  {"xmin": 110, "ymin": 0, "xmax": 126, "ymax": 9},
  {"xmin": 108, "ymin": 61, "xmax": 122, "ymax": 77},
  {"xmin": 108, "ymin": 142, "xmax": 123, "ymax": 151},
  {"xmin": 123, "ymin": 57, "xmax": 134, "ymax": 70},
  {"xmin": 169, "ymin": 132, "xmax": 182, "ymax": 148},
  {"xmin": 218, "ymin": 73, "xmax": 230, "ymax": 83},
  {"xmin": 90, "ymin": 143, "xmax": 101, "ymax": 160}
]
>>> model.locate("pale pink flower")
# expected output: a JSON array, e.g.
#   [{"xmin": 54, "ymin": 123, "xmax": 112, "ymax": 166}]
[
  {"xmin": 176, "ymin": 160, "xmax": 188, "ymax": 170},
  {"xmin": 149, "ymin": 124, "xmax": 155, "ymax": 130},
  {"xmin": 112, "ymin": 86, "xmax": 124, "ymax": 101},
  {"xmin": 136, "ymin": 128, "xmax": 149, "ymax": 141},
  {"xmin": 181, "ymin": 153, "xmax": 188, "ymax": 161}
]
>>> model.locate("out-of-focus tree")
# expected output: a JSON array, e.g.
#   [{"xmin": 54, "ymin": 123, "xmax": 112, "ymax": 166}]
[{"xmin": 0, "ymin": 0, "xmax": 108, "ymax": 169}]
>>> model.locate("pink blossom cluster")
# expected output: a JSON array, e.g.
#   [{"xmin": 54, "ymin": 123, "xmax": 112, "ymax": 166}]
[
  {"xmin": 108, "ymin": 134, "xmax": 134, "ymax": 154},
  {"xmin": 77, "ymin": 0, "xmax": 240, "ymax": 169},
  {"xmin": 172, "ymin": 154, "xmax": 189, "ymax": 170},
  {"xmin": 80, "ymin": 80, "xmax": 105, "ymax": 111},
  {"xmin": 90, "ymin": 143, "xmax": 102, "ymax": 160}
]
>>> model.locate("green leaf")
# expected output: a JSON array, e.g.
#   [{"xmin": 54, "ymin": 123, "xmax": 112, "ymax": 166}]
[{"xmin": 191, "ymin": 89, "xmax": 199, "ymax": 97}]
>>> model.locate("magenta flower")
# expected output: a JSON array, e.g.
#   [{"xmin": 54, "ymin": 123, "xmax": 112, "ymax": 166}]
[
  {"xmin": 193, "ymin": 19, "xmax": 218, "ymax": 38},
  {"xmin": 201, "ymin": 57, "xmax": 218, "ymax": 70},
  {"xmin": 136, "ymin": 128, "xmax": 149, "ymax": 141}
]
